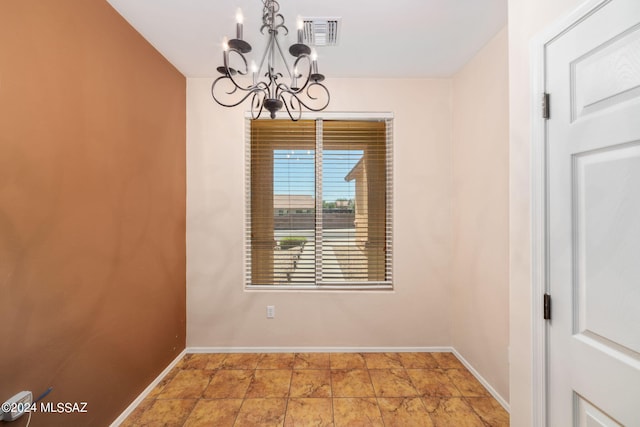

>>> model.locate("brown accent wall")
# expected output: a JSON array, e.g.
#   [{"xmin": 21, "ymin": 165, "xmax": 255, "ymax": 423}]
[{"xmin": 0, "ymin": 1, "xmax": 186, "ymax": 425}]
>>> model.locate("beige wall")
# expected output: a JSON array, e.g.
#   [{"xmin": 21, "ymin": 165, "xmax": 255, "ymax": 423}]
[
  {"xmin": 186, "ymin": 78, "xmax": 453, "ymax": 348},
  {"xmin": 508, "ymin": 0, "xmax": 586, "ymax": 424},
  {"xmin": 452, "ymin": 27, "xmax": 510, "ymax": 403},
  {"xmin": 0, "ymin": 1, "xmax": 186, "ymax": 425}
]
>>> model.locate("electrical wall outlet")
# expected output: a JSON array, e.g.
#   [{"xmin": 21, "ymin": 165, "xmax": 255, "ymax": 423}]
[
  {"xmin": 1, "ymin": 391, "xmax": 32, "ymax": 421},
  {"xmin": 266, "ymin": 305, "xmax": 275, "ymax": 319}
]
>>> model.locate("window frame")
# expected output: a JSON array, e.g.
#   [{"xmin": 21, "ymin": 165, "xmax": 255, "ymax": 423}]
[{"xmin": 244, "ymin": 111, "xmax": 394, "ymax": 291}]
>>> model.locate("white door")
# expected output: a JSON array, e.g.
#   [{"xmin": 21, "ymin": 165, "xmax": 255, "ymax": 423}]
[{"xmin": 546, "ymin": 0, "xmax": 640, "ymax": 425}]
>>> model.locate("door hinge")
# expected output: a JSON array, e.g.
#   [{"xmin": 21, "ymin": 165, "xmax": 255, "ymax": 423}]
[
  {"xmin": 544, "ymin": 293, "xmax": 551, "ymax": 320},
  {"xmin": 542, "ymin": 93, "xmax": 550, "ymax": 119}
]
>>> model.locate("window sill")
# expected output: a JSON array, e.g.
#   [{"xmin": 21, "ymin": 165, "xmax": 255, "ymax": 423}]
[{"xmin": 245, "ymin": 283, "xmax": 393, "ymax": 292}]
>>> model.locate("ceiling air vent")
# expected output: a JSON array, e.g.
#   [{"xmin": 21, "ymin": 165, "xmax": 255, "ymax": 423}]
[{"xmin": 302, "ymin": 18, "xmax": 341, "ymax": 46}]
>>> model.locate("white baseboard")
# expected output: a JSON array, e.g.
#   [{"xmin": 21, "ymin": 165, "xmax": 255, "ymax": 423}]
[
  {"xmin": 187, "ymin": 346, "xmax": 452, "ymax": 353},
  {"xmin": 451, "ymin": 348, "xmax": 510, "ymax": 413},
  {"xmin": 109, "ymin": 349, "xmax": 187, "ymax": 427}
]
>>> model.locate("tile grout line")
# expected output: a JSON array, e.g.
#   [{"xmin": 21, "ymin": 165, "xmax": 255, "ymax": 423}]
[
  {"xmin": 230, "ymin": 364, "xmax": 249, "ymax": 426},
  {"xmin": 462, "ymin": 396, "xmax": 493, "ymax": 427},
  {"xmin": 180, "ymin": 366, "xmax": 214, "ymax": 427},
  {"xmin": 363, "ymin": 354, "xmax": 386, "ymax": 426},
  {"xmin": 225, "ymin": 352, "xmax": 245, "ymax": 427},
  {"xmin": 404, "ymin": 359, "xmax": 438, "ymax": 426},
  {"xmin": 283, "ymin": 362, "xmax": 293, "ymax": 426},
  {"xmin": 328, "ymin": 352, "xmax": 335, "ymax": 426},
  {"xmin": 403, "ymin": 357, "xmax": 426, "ymax": 422}
]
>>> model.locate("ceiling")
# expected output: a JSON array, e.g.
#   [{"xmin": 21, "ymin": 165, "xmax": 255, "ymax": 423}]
[{"xmin": 106, "ymin": 0, "xmax": 507, "ymax": 79}]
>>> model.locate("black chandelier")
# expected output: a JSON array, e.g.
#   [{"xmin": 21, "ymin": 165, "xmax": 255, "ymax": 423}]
[{"xmin": 211, "ymin": 0, "xmax": 330, "ymax": 121}]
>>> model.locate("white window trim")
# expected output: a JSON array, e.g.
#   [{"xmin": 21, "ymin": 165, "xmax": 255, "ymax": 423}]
[
  {"xmin": 243, "ymin": 111, "xmax": 394, "ymax": 291},
  {"xmin": 243, "ymin": 111, "xmax": 394, "ymax": 121}
]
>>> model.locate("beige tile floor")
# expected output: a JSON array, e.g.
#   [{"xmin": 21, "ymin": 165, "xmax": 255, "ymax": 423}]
[{"xmin": 121, "ymin": 352, "xmax": 509, "ymax": 426}]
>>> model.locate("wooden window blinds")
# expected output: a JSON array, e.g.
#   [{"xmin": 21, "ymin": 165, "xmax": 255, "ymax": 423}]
[{"xmin": 246, "ymin": 117, "xmax": 393, "ymax": 289}]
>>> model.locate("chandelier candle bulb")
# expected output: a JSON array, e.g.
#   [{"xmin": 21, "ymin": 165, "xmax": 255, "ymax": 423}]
[
  {"xmin": 297, "ymin": 16, "xmax": 303, "ymax": 43},
  {"xmin": 251, "ymin": 61, "xmax": 258, "ymax": 85},
  {"xmin": 311, "ymin": 50, "xmax": 318, "ymax": 74},
  {"xmin": 235, "ymin": 8, "xmax": 244, "ymax": 39},
  {"xmin": 222, "ymin": 36, "xmax": 229, "ymax": 66}
]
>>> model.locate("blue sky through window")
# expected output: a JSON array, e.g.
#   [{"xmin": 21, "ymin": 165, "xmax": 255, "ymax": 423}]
[{"xmin": 273, "ymin": 149, "xmax": 363, "ymax": 201}]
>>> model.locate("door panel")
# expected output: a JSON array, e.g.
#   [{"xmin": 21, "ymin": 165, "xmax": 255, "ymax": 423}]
[
  {"xmin": 572, "ymin": 24, "xmax": 640, "ymax": 121},
  {"xmin": 574, "ymin": 142, "xmax": 640, "ymax": 355},
  {"xmin": 546, "ymin": 0, "xmax": 640, "ymax": 425},
  {"xmin": 576, "ymin": 395, "xmax": 622, "ymax": 427}
]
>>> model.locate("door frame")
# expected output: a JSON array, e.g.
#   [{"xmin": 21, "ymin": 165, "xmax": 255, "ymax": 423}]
[{"xmin": 530, "ymin": 0, "xmax": 613, "ymax": 425}]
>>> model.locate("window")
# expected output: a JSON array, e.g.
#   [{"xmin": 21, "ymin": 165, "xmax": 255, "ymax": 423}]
[{"xmin": 246, "ymin": 116, "xmax": 393, "ymax": 289}]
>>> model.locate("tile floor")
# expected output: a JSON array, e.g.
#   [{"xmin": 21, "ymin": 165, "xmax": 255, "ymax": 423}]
[{"xmin": 121, "ymin": 352, "xmax": 509, "ymax": 426}]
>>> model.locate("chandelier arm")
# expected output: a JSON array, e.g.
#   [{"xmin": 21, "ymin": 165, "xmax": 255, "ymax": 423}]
[
  {"xmin": 254, "ymin": 80, "xmax": 272, "ymax": 98},
  {"xmin": 221, "ymin": 49, "xmax": 252, "ymax": 92},
  {"xmin": 211, "ymin": 77, "xmax": 268, "ymax": 108},
  {"xmin": 219, "ymin": 49, "xmax": 278, "ymax": 100},
  {"xmin": 224, "ymin": 84, "xmax": 239, "ymax": 96},
  {"xmin": 279, "ymin": 92, "xmax": 303, "ymax": 121},
  {"xmin": 291, "ymin": 55, "xmax": 313, "ymax": 92},
  {"xmin": 226, "ymin": 49, "xmax": 249, "ymax": 76},
  {"xmin": 304, "ymin": 82, "xmax": 330, "ymax": 108},
  {"xmin": 250, "ymin": 91, "xmax": 266, "ymax": 119},
  {"xmin": 274, "ymin": 82, "xmax": 287, "ymax": 99},
  {"xmin": 279, "ymin": 83, "xmax": 330, "ymax": 112}
]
